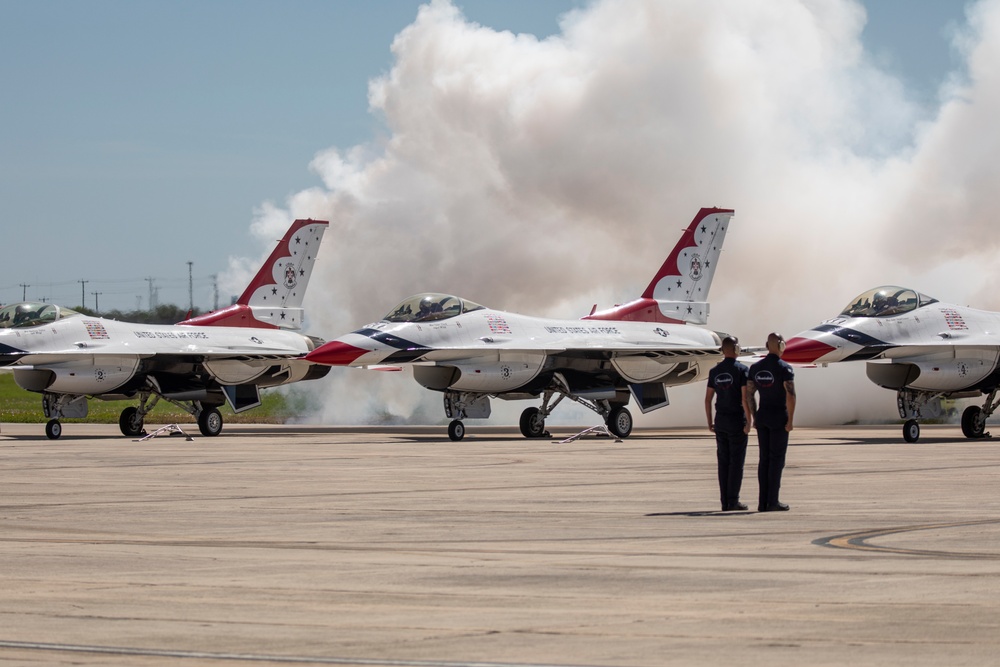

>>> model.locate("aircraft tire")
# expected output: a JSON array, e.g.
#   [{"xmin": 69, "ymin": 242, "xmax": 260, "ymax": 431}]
[
  {"xmin": 119, "ymin": 406, "xmax": 144, "ymax": 437},
  {"xmin": 448, "ymin": 419, "xmax": 465, "ymax": 442},
  {"xmin": 45, "ymin": 419, "xmax": 62, "ymax": 440},
  {"xmin": 961, "ymin": 405, "xmax": 986, "ymax": 439},
  {"xmin": 607, "ymin": 406, "xmax": 633, "ymax": 438},
  {"xmin": 902, "ymin": 419, "xmax": 920, "ymax": 443},
  {"xmin": 519, "ymin": 407, "xmax": 546, "ymax": 438},
  {"xmin": 198, "ymin": 407, "xmax": 224, "ymax": 437}
]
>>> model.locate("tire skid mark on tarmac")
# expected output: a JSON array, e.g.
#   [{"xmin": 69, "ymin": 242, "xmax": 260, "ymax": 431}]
[
  {"xmin": 1, "ymin": 639, "xmax": 611, "ymax": 667},
  {"xmin": 814, "ymin": 519, "xmax": 1000, "ymax": 559}
]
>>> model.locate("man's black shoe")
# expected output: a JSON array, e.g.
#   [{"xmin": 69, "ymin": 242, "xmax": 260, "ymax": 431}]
[
  {"xmin": 763, "ymin": 502, "xmax": 790, "ymax": 512},
  {"xmin": 726, "ymin": 502, "xmax": 748, "ymax": 511}
]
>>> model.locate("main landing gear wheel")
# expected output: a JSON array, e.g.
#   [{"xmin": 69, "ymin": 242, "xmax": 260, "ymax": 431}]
[
  {"xmin": 962, "ymin": 405, "xmax": 986, "ymax": 439},
  {"xmin": 198, "ymin": 408, "xmax": 223, "ymax": 437},
  {"xmin": 45, "ymin": 419, "xmax": 62, "ymax": 440},
  {"xmin": 448, "ymin": 420, "xmax": 465, "ymax": 442},
  {"xmin": 902, "ymin": 419, "xmax": 920, "ymax": 443},
  {"xmin": 606, "ymin": 406, "xmax": 633, "ymax": 439},
  {"xmin": 519, "ymin": 407, "xmax": 546, "ymax": 439},
  {"xmin": 119, "ymin": 406, "xmax": 145, "ymax": 437}
]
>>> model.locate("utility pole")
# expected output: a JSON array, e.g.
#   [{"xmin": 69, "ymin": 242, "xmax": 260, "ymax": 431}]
[
  {"xmin": 19, "ymin": 283, "xmax": 29, "ymax": 301},
  {"xmin": 78, "ymin": 280, "xmax": 88, "ymax": 309},
  {"xmin": 187, "ymin": 261, "xmax": 194, "ymax": 312},
  {"xmin": 92, "ymin": 291, "xmax": 101, "ymax": 313},
  {"xmin": 146, "ymin": 277, "xmax": 156, "ymax": 311}
]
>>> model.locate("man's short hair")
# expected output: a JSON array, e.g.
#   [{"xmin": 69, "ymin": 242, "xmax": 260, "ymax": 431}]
[{"xmin": 721, "ymin": 336, "xmax": 739, "ymax": 354}]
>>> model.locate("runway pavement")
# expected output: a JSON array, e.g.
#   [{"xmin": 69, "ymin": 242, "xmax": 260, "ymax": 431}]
[{"xmin": 2, "ymin": 422, "xmax": 1000, "ymax": 666}]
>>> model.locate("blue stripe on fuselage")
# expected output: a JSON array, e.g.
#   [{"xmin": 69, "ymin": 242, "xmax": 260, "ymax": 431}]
[
  {"xmin": 356, "ymin": 327, "xmax": 433, "ymax": 361},
  {"xmin": 812, "ymin": 323, "xmax": 897, "ymax": 361},
  {"xmin": 0, "ymin": 341, "xmax": 27, "ymax": 366}
]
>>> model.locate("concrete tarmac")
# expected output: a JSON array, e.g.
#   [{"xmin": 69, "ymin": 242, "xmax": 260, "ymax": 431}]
[{"xmin": 2, "ymin": 422, "xmax": 1000, "ymax": 666}]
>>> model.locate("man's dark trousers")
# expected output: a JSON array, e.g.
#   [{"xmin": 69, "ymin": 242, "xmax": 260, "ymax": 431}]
[
  {"xmin": 715, "ymin": 419, "xmax": 747, "ymax": 508},
  {"xmin": 756, "ymin": 420, "xmax": 788, "ymax": 509}
]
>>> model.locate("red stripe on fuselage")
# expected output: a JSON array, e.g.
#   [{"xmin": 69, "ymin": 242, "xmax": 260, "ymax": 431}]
[{"xmin": 304, "ymin": 340, "xmax": 369, "ymax": 366}]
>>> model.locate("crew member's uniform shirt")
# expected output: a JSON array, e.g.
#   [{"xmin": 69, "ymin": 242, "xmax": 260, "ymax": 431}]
[
  {"xmin": 708, "ymin": 357, "xmax": 749, "ymax": 429},
  {"xmin": 750, "ymin": 353, "xmax": 795, "ymax": 427}
]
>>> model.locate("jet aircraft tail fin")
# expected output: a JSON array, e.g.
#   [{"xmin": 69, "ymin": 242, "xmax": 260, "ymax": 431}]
[
  {"xmin": 583, "ymin": 207, "xmax": 733, "ymax": 325},
  {"xmin": 179, "ymin": 219, "xmax": 329, "ymax": 330}
]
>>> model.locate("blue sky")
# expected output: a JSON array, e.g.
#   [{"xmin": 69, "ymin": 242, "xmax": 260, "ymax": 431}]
[{"xmin": 0, "ymin": 0, "xmax": 973, "ymax": 312}]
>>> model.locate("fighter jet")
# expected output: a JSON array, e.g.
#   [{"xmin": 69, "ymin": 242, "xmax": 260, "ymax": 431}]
[
  {"xmin": 0, "ymin": 219, "xmax": 330, "ymax": 439},
  {"xmin": 305, "ymin": 208, "xmax": 734, "ymax": 441},
  {"xmin": 784, "ymin": 285, "xmax": 1000, "ymax": 443}
]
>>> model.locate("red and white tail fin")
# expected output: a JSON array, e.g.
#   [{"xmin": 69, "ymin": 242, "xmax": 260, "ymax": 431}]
[
  {"xmin": 179, "ymin": 219, "xmax": 329, "ymax": 330},
  {"xmin": 583, "ymin": 207, "xmax": 733, "ymax": 325}
]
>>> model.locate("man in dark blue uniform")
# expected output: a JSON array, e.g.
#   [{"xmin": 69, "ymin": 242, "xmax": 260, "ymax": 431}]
[
  {"xmin": 748, "ymin": 332, "xmax": 797, "ymax": 512},
  {"xmin": 705, "ymin": 336, "xmax": 752, "ymax": 511}
]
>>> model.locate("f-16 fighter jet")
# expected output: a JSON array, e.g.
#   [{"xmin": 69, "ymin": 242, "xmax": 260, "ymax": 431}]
[
  {"xmin": 785, "ymin": 285, "xmax": 1000, "ymax": 442},
  {"xmin": 0, "ymin": 219, "xmax": 329, "ymax": 439},
  {"xmin": 306, "ymin": 208, "xmax": 734, "ymax": 441}
]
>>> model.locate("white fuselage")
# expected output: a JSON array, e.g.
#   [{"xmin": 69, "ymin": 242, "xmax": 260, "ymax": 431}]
[
  {"xmin": 786, "ymin": 303, "xmax": 1000, "ymax": 393},
  {"xmin": 0, "ymin": 314, "xmax": 318, "ymax": 396},
  {"xmin": 319, "ymin": 307, "xmax": 722, "ymax": 395}
]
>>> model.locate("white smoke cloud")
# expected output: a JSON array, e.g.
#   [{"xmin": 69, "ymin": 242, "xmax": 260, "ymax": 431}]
[{"xmin": 232, "ymin": 0, "xmax": 1000, "ymax": 427}]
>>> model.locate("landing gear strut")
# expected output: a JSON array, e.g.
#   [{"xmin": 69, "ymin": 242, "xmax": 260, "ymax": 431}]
[
  {"xmin": 440, "ymin": 376, "xmax": 636, "ymax": 442},
  {"xmin": 115, "ymin": 387, "xmax": 225, "ymax": 439},
  {"xmin": 896, "ymin": 389, "xmax": 947, "ymax": 443},
  {"xmin": 898, "ymin": 387, "xmax": 1000, "ymax": 442}
]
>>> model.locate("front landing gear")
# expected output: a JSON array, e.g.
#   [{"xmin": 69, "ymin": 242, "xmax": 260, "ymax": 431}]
[
  {"xmin": 448, "ymin": 420, "xmax": 465, "ymax": 441},
  {"xmin": 45, "ymin": 419, "xmax": 62, "ymax": 440},
  {"xmin": 896, "ymin": 389, "xmax": 947, "ymax": 443}
]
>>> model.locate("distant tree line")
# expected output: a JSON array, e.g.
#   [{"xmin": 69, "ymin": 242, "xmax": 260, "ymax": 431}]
[{"xmin": 74, "ymin": 303, "xmax": 205, "ymax": 325}]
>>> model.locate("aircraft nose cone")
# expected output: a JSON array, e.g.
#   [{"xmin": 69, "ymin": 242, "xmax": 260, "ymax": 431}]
[
  {"xmin": 783, "ymin": 336, "xmax": 837, "ymax": 364},
  {"xmin": 305, "ymin": 341, "xmax": 369, "ymax": 366}
]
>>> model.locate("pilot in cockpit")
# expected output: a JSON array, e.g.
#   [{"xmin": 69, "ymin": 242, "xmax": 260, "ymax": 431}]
[
  {"xmin": 12, "ymin": 304, "xmax": 35, "ymax": 326},
  {"xmin": 416, "ymin": 297, "xmax": 433, "ymax": 320},
  {"xmin": 872, "ymin": 292, "xmax": 898, "ymax": 315}
]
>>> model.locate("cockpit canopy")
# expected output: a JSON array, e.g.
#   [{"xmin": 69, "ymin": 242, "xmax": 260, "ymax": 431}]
[
  {"xmin": 383, "ymin": 293, "xmax": 486, "ymax": 323},
  {"xmin": 839, "ymin": 286, "xmax": 937, "ymax": 318},
  {"xmin": 0, "ymin": 302, "xmax": 82, "ymax": 329}
]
